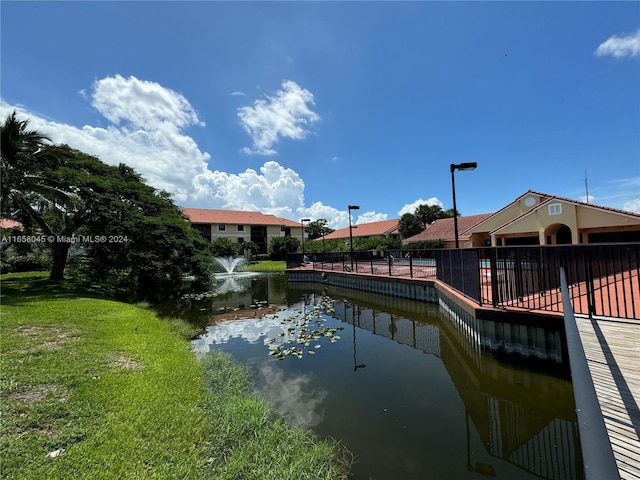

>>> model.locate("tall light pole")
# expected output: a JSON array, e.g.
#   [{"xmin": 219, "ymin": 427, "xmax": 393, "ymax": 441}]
[
  {"xmin": 450, "ymin": 162, "xmax": 477, "ymax": 249},
  {"xmin": 300, "ymin": 218, "xmax": 310, "ymax": 254},
  {"xmin": 348, "ymin": 205, "xmax": 359, "ymax": 271}
]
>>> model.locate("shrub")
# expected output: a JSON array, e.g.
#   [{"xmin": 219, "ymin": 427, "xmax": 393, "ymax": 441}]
[
  {"xmin": 269, "ymin": 236, "xmax": 300, "ymax": 260},
  {"xmin": 1, "ymin": 252, "xmax": 50, "ymax": 273}
]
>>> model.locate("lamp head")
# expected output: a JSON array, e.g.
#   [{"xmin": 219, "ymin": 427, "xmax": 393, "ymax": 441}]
[
  {"xmin": 451, "ymin": 162, "xmax": 478, "ymax": 172},
  {"xmin": 348, "ymin": 205, "xmax": 360, "ymax": 210}
]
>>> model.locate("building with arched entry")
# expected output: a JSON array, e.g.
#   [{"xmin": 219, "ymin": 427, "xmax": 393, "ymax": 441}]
[{"xmin": 466, "ymin": 190, "xmax": 640, "ymax": 247}]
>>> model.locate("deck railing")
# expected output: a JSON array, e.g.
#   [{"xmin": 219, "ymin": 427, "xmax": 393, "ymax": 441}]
[{"xmin": 287, "ymin": 243, "xmax": 640, "ymax": 319}]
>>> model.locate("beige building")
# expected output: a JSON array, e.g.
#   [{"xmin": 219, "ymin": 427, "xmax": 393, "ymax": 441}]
[
  {"xmin": 182, "ymin": 208, "xmax": 304, "ymax": 253},
  {"xmin": 466, "ymin": 190, "xmax": 640, "ymax": 247}
]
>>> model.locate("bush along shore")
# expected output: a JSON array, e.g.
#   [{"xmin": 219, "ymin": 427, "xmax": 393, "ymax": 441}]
[{"xmin": 0, "ymin": 272, "xmax": 350, "ymax": 479}]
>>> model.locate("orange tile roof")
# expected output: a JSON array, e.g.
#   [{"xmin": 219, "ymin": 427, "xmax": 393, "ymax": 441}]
[
  {"xmin": 403, "ymin": 213, "xmax": 493, "ymax": 243},
  {"xmin": 181, "ymin": 208, "xmax": 301, "ymax": 227},
  {"xmin": 0, "ymin": 219, "xmax": 22, "ymax": 229},
  {"xmin": 323, "ymin": 219, "xmax": 399, "ymax": 240}
]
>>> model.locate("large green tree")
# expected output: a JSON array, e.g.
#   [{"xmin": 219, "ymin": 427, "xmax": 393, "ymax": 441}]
[
  {"xmin": 46, "ymin": 149, "xmax": 212, "ymax": 301},
  {"xmin": 307, "ymin": 219, "xmax": 334, "ymax": 240},
  {"xmin": 1, "ymin": 112, "xmax": 87, "ymax": 279},
  {"xmin": 398, "ymin": 213, "xmax": 424, "ymax": 239},
  {"xmin": 415, "ymin": 204, "xmax": 446, "ymax": 226}
]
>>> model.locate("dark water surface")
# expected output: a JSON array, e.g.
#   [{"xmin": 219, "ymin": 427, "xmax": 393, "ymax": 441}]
[{"xmin": 163, "ymin": 273, "xmax": 583, "ymax": 480}]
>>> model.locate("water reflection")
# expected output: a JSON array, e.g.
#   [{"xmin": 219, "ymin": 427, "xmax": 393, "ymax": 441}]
[
  {"xmin": 189, "ymin": 274, "xmax": 583, "ymax": 480},
  {"xmin": 254, "ymin": 364, "xmax": 327, "ymax": 427}
]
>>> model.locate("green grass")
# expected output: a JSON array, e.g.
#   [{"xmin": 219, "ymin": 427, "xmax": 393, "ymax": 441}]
[
  {"xmin": 247, "ymin": 260, "xmax": 287, "ymax": 272},
  {"xmin": 0, "ymin": 272, "xmax": 350, "ymax": 480}
]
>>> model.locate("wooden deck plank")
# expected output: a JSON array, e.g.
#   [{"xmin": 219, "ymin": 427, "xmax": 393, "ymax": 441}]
[{"xmin": 576, "ymin": 316, "xmax": 640, "ymax": 480}]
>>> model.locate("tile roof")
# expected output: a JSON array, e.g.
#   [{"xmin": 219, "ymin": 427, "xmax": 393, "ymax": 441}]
[
  {"xmin": 322, "ymin": 219, "xmax": 399, "ymax": 240},
  {"xmin": 537, "ymin": 191, "xmax": 640, "ymax": 220},
  {"xmin": 0, "ymin": 219, "xmax": 22, "ymax": 229},
  {"xmin": 181, "ymin": 208, "xmax": 301, "ymax": 227},
  {"xmin": 469, "ymin": 189, "xmax": 640, "ymax": 234},
  {"xmin": 489, "ymin": 195, "xmax": 640, "ymax": 235},
  {"xmin": 403, "ymin": 213, "xmax": 493, "ymax": 243}
]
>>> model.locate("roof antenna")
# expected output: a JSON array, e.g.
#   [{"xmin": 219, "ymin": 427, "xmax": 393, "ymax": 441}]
[{"xmin": 584, "ymin": 170, "xmax": 589, "ymax": 204}]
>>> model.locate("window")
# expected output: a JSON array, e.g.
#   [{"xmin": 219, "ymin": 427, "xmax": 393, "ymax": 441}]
[
  {"xmin": 237, "ymin": 224, "xmax": 245, "ymax": 232},
  {"xmin": 218, "ymin": 224, "xmax": 226, "ymax": 232},
  {"xmin": 237, "ymin": 237, "xmax": 244, "ymax": 244},
  {"xmin": 548, "ymin": 203, "xmax": 562, "ymax": 216}
]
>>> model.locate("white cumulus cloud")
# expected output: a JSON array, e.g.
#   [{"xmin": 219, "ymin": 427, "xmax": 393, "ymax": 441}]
[
  {"xmin": 595, "ymin": 29, "xmax": 640, "ymax": 58},
  {"xmin": 578, "ymin": 195, "xmax": 596, "ymax": 204},
  {"xmin": 238, "ymin": 80, "xmax": 320, "ymax": 155},
  {"xmin": 191, "ymin": 161, "xmax": 307, "ymax": 219},
  {"xmin": 397, "ymin": 197, "xmax": 445, "ymax": 216},
  {"xmin": 0, "ymin": 76, "xmax": 389, "ymax": 228},
  {"xmin": 356, "ymin": 211, "xmax": 389, "ymax": 224},
  {"xmin": 623, "ymin": 199, "xmax": 640, "ymax": 213}
]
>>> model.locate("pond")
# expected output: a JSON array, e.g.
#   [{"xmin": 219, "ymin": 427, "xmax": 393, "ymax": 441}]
[{"xmin": 162, "ymin": 273, "xmax": 583, "ymax": 480}]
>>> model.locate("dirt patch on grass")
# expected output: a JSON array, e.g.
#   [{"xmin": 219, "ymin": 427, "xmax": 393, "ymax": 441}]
[
  {"xmin": 8, "ymin": 384, "xmax": 68, "ymax": 404},
  {"xmin": 16, "ymin": 325, "xmax": 80, "ymax": 353},
  {"xmin": 109, "ymin": 352, "xmax": 143, "ymax": 371}
]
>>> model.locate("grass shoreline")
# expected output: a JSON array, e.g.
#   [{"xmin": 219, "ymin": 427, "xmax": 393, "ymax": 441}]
[{"xmin": 0, "ymin": 272, "xmax": 350, "ymax": 479}]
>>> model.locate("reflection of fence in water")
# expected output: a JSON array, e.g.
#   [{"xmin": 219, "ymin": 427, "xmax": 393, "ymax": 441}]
[
  {"xmin": 327, "ymin": 297, "xmax": 579, "ymax": 480},
  {"xmin": 489, "ymin": 398, "xmax": 579, "ymax": 480},
  {"xmin": 334, "ymin": 302, "xmax": 440, "ymax": 356}
]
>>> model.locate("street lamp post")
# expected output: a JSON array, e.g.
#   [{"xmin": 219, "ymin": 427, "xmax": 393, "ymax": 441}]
[
  {"xmin": 450, "ymin": 162, "xmax": 477, "ymax": 249},
  {"xmin": 300, "ymin": 218, "xmax": 310, "ymax": 254},
  {"xmin": 348, "ymin": 205, "xmax": 359, "ymax": 271}
]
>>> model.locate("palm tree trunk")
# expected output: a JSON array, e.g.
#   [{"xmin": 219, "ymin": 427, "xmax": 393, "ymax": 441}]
[{"xmin": 50, "ymin": 242, "xmax": 70, "ymax": 280}]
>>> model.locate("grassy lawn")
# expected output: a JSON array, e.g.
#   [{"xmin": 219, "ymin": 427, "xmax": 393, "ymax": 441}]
[
  {"xmin": 247, "ymin": 260, "xmax": 287, "ymax": 272},
  {"xmin": 0, "ymin": 272, "xmax": 349, "ymax": 479}
]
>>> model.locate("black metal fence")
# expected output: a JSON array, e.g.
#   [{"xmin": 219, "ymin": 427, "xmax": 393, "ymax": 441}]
[
  {"xmin": 287, "ymin": 243, "xmax": 640, "ymax": 319},
  {"xmin": 288, "ymin": 250, "xmax": 439, "ymax": 278},
  {"xmin": 477, "ymin": 244, "xmax": 639, "ymax": 319}
]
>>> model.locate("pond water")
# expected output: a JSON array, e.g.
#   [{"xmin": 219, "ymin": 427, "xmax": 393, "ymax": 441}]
[{"xmin": 162, "ymin": 273, "xmax": 583, "ymax": 480}]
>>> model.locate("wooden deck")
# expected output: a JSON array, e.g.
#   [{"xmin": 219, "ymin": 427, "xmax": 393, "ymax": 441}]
[{"xmin": 576, "ymin": 316, "xmax": 640, "ymax": 480}]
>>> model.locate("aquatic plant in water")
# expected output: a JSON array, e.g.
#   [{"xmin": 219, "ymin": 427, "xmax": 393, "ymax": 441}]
[{"xmin": 266, "ymin": 295, "xmax": 344, "ymax": 360}]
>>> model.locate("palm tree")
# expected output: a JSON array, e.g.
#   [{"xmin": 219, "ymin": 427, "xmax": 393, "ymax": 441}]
[{"xmin": 1, "ymin": 111, "xmax": 85, "ymax": 279}]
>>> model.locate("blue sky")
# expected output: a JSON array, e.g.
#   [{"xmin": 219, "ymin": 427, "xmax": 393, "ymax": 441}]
[{"xmin": 1, "ymin": 1, "xmax": 639, "ymax": 228}]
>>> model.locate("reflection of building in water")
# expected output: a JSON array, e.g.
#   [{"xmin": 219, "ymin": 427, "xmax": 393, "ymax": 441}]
[{"xmin": 311, "ymin": 290, "xmax": 581, "ymax": 480}]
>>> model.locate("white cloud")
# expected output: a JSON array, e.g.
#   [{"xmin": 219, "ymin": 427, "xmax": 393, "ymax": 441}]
[
  {"xmin": 238, "ymin": 80, "xmax": 319, "ymax": 155},
  {"xmin": 304, "ymin": 202, "xmax": 348, "ymax": 230},
  {"xmin": 623, "ymin": 199, "xmax": 640, "ymax": 213},
  {"xmin": 92, "ymin": 75, "xmax": 204, "ymax": 130},
  {"xmin": 191, "ymin": 161, "xmax": 307, "ymax": 219},
  {"xmin": 0, "ymin": 76, "xmax": 388, "ymax": 228},
  {"xmin": 595, "ymin": 29, "xmax": 640, "ymax": 58},
  {"xmin": 397, "ymin": 197, "xmax": 445, "ymax": 216},
  {"xmin": 578, "ymin": 195, "xmax": 596, "ymax": 204},
  {"xmin": 356, "ymin": 211, "xmax": 388, "ymax": 224}
]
